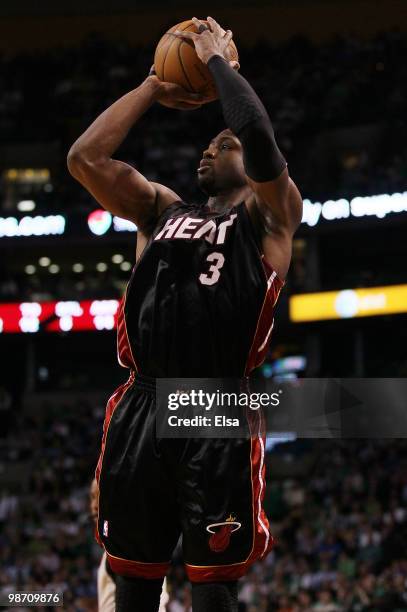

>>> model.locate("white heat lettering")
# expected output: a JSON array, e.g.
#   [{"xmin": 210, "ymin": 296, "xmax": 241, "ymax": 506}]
[
  {"xmin": 216, "ymin": 214, "xmax": 237, "ymax": 244},
  {"xmin": 155, "ymin": 217, "xmax": 183, "ymax": 240},
  {"xmin": 193, "ymin": 220, "xmax": 217, "ymax": 244},
  {"xmin": 173, "ymin": 217, "xmax": 202, "ymax": 239},
  {"xmin": 154, "ymin": 213, "xmax": 237, "ymax": 244}
]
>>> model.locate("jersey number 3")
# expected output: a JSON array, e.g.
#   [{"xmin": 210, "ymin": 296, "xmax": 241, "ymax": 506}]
[{"xmin": 199, "ymin": 252, "xmax": 225, "ymax": 286}]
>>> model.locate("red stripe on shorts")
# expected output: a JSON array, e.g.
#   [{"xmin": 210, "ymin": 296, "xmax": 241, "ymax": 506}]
[{"xmin": 106, "ymin": 553, "xmax": 170, "ymax": 579}]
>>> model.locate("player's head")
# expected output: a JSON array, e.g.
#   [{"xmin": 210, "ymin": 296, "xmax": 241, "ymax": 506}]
[{"xmin": 197, "ymin": 129, "xmax": 247, "ymax": 196}]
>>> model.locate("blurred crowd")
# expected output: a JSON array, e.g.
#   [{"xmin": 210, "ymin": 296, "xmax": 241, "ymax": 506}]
[
  {"xmin": 0, "ymin": 398, "xmax": 104, "ymax": 610},
  {"xmin": 1, "ymin": 393, "xmax": 407, "ymax": 611},
  {"xmin": 169, "ymin": 440, "xmax": 407, "ymax": 611},
  {"xmin": 0, "ymin": 29, "xmax": 406, "ymax": 214},
  {"xmin": 0, "ymin": 269, "xmax": 126, "ymax": 302}
]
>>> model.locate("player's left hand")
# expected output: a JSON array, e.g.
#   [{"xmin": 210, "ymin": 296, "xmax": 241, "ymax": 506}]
[
  {"xmin": 148, "ymin": 67, "xmax": 208, "ymax": 111},
  {"xmin": 173, "ymin": 16, "xmax": 240, "ymax": 68}
]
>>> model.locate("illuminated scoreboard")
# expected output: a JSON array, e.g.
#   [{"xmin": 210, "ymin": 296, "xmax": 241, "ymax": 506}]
[
  {"xmin": 290, "ymin": 284, "xmax": 407, "ymax": 322},
  {"xmin": 0, "ymin": 190, "xmax": 406, "ymax": 241},
  {"xmin": 0, "ymin": 300, "xmax": 120, "ymax": 333}
]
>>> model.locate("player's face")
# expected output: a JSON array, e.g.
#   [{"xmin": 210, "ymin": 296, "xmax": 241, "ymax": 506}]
[{"xmin": 197, "ymin": 130, "xmax": 247, "ymax": 196}]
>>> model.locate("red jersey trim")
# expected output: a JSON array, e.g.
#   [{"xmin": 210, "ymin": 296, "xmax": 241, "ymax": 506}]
[
  {"xmin": 117, "ymin": 295, "xmax": 138, "ymax": 372},
  {"xmin": 106, "ymin": 552, "xmax": 170, "ymax": 579},
  {"xmin": 244, "ymin": 258, "xmax": 284, "ymax": 375}
]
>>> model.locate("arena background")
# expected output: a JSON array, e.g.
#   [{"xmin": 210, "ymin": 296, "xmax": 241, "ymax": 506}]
[{"xmin": 0, "ymin": 1, "xmax": 406, "ymax": 610}]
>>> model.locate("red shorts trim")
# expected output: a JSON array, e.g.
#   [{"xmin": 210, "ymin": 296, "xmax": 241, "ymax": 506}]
[
  {"xmin": 245, "ymin": 410, "xmax": 275, "ymax": 563},
  {"xmin": 107, "ymin": 552, "xmax": 170, "ymax": 579},
  {"xmin": 186, "ymin": 563, "xmax": 249, "ymax": 582}
]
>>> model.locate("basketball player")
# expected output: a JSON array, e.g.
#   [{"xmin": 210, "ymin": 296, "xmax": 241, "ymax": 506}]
[{"xmin": 68, "ymin": 16, "xmax": 302, "ymax": 612}]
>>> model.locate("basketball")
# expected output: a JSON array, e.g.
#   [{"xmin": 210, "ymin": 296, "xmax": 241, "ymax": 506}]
[{"xmin": 154, "ymin": 19, "xmax": 239, "ymax": 98}]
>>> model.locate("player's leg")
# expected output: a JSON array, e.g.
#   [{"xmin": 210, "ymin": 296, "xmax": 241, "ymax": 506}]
[
  {"xmin": 116, "ymin": 576, "xmax": 163, "ymax": 611},
  {"xmin": 191, "ymin": 581, "xmax": 238, "ymax": 612}
]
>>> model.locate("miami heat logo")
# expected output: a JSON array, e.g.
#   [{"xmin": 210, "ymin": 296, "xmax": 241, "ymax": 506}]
[{"xmin": 206, "ymin": 514, "xmax": 241, "ymax": 553}]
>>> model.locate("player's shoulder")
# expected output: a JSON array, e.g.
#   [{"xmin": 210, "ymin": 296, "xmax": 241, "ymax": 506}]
[
  {"xmin": 152, "ymin": 182, "xmax": 182, "ymax": 214},
  {"xmin": 139, "ymin": 183, "xmax": 185, "ymax": 238},
  {"xmin": 244, "ymin": 177, "xmax": 302, "ymax": 233}
]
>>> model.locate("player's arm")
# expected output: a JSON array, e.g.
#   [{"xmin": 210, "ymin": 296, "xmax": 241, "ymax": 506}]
[
  {"xmin": 67, "ymin": 75, "xmax": 205, "ymax": 232},
  {"xmin": 175, "ymin": 17, "xmax": 303, "ymax": 278},
  {"xmin": 207, "ymin": 52, "xmax": 302, "ymax": 279}
]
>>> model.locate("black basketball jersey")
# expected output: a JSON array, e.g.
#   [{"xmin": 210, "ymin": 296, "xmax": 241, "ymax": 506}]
[{"xmin": 116, "ymin": 200, "xmax": 284, "ymax": 377}]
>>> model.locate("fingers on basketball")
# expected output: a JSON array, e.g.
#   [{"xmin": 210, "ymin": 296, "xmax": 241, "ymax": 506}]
[{"xmin": 154, "ymin": 19, "xmax": 239, "ymax": 98}]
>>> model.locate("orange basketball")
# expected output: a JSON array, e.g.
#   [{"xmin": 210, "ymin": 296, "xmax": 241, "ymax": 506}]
[{"xmin": 154, "ymin": 19, "xmax": 239, "ymax": 98}]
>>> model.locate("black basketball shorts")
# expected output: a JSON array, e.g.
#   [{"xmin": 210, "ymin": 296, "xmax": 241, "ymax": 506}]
[{"xmin": 95, "ymin": 373, "xmax": 274, "ymax": 582}]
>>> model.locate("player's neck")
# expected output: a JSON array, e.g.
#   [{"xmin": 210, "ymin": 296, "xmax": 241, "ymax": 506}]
[{"xmin": 207, "ymin": 185, "xmax": 252, "ymax": 214}]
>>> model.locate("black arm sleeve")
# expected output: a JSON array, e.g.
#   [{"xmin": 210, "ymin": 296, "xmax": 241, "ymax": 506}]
[{"xmin": 207, "ymin": 54, "xmax": 286, "ymax": 182}]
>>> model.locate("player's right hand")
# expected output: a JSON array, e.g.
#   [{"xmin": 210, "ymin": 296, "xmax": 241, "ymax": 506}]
[
  {"xmin": 148, "ymin": 67, "xmax": 209, "ymax": 111},
  {"xmin": 173, "ymin": 17, "xmax": 239, "ymax": 69}
]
